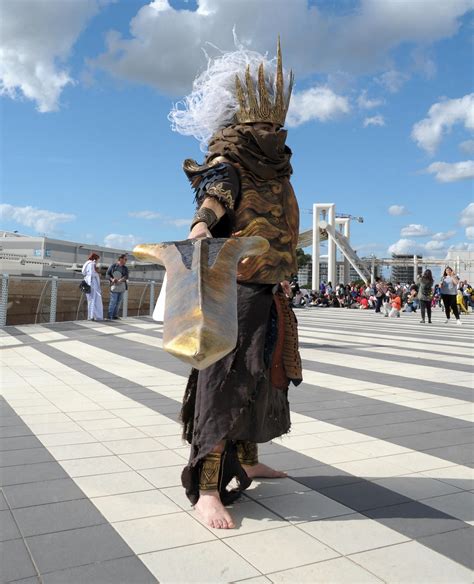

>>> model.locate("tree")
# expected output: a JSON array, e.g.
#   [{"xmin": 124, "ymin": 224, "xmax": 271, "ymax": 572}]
[{"xmin": 296, "ymin": 248, "xmax": 312, "ymax": 269}]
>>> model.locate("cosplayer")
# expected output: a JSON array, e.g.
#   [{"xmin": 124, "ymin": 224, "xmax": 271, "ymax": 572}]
[{"xmin": 142, "ymin": 40, "xmax": 302, "ymax": 530}]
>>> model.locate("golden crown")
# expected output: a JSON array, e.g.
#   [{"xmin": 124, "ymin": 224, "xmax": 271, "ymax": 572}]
[{"xmin": 235, "ymin": 38, "xmax": 294, "ymax": 127}]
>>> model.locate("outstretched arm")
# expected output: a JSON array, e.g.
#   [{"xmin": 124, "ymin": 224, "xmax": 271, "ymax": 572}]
[{"xmin": 189, "ymin": 198, "xmax": 226, "ymax": 239}]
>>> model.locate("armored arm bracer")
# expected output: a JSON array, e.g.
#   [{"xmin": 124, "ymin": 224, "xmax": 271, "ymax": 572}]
[{"xmin": 183, "ymin": 159, "xmax": 240, "ymax": 216}]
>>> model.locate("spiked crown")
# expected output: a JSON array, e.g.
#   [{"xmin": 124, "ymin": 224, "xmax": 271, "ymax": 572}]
[{"xmin": 235, "ymin": 38, "xmax": 294, "ymax": 127}]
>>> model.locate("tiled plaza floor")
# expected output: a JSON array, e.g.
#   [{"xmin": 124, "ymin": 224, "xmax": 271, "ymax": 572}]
[{"xmin": 0, "ymin": 308, "xmax": 473, "ymax": 583}]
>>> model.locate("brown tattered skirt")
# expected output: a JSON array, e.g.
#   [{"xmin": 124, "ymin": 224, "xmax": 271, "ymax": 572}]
[{"xmin": 181, "ymin": 282, "xmax": 302, "ymax": 504}]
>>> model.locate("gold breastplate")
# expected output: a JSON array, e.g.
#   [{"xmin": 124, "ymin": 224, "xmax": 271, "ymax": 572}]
[{"xmin": 233, "ymin": 173, "xmax": 299, "ymax": 284}]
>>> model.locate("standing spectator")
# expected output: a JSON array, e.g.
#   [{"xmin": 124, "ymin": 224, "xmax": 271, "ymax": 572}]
[
  {"xmin": 417, "ymin": 269, "xmax": 434, "ymax": 324},
  {"xmin": 106, "ymin": 254, "xmax": 129, "ymax": 320},
  {"xmin": 440, "ymin": 266, "xmax": 461, "ymax": 325},
  {"xmin": 374, "ymin": 277, "xmax": 386, "ymax": 313},
  {"xmin": 81, "ymin": 253, "xmax": 103, "ymax": 321},
  {"xmin": 462, "ymin": 281, "xmax": 472, "ymax": 310}
]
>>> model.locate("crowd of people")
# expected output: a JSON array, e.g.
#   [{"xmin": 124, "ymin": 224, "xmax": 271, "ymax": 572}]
[{"xmin": 290, "ymin": 267, "xmax": 473, "ymax": 325}]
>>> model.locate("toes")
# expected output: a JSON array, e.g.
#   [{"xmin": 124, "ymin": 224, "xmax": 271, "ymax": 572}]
[{"xmin": 209, "ymin": 519, "xmax": 215, "ymax": 529}]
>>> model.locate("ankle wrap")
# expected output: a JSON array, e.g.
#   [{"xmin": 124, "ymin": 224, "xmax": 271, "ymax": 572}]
[
  {"xmin": 237, "ymin": 441, "xmax": 258, "ymax": 466},
  {"xmin": 199, "ymin": 452, "xmax": 221, "ymax": 491}
]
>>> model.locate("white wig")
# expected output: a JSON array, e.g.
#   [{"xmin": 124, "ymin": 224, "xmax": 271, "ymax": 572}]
[{"xmin": 168, "ymin": 46, "xmax": 281, "ymax": 152}]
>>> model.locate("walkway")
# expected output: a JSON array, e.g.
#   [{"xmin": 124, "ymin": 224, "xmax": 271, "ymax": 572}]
[{"xmin": 1, "ymin": 308, "xmax": 473, "ymax": 583}]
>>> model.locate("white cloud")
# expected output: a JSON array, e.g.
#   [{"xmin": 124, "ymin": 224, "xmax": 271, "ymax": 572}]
[
  {"xmin": 129, "ymin": 210, "xmax": 190, "ymax": 228},
  {"xmin": 424, "ymin": 240, "xmax": 446, "ymax": 251},
  {"xmin": 129, "ymin": 210, "xmax": 163, "ymax": 220},
  {"xmin": 424, "ymin": 160, "xmax": 474, "ymax": 183},
  {"xmin": 388, "ymin": 205, "xmax": 409, "ymax": 216},
  {"xmin": 411, "ymin": 47, "xmax": 437, "ymax": 79},
  {"xmin": 459, "ymin": 203, "xmax": 474, "ymax": 227},
  {"xmin": 92, "ymin": 0, "xmax": 473, "ymax": 96},
  {"xmin": 388, "ymin": 237, "xmax": 449, "ymax": 257},
  {"xmin": 411, "ymin": 94, "xmax": 474, "ymax": 154},
  {"xmin": 103, "ymin": 233, "xmax": 142, "ymax": 249},
  {"xmin": 167, "ymin": 218, "xmax": 191, "ymax": 228},
  {"xmin": 432, "ymin": 230, "xmax": 456, "ymax": 241},
  {"xmin": 400, "ymin": 224, "xmax": 432, "ymax": 237},
  {"xmin": 376, "ymin": 70, "xmax": 409, "ymax": 93},
  {"xmin": 363, "ymin": 114, "xmax": 385, "ymax": 128},
  {"xmin": 357, "ymin": 90, "xmax": 384, "ymax": 110},
  {"xmin": 459, "ymin": 139, "xmax": 474, "ymax": 155},
  {"xmin": 0, "ymin": 0, "xmax": 111, "ymax": 112},
  {"xmin": 287, "ymin": 86, "xmax": 350, "ymax": 127},
  {"xmin": 459, "ymin": 202, "xmax": 474, "ymax": 238},
  {"xmin": 388, "ymin": 239, "xmax": 423, "ymax": 255},
  {"xmin": 0, "ymin": 203, "xmax": 75, "ymax": 233},
  {"xmin": 448, "ymin": 242, "xmax": 474, "ymax": 252}
]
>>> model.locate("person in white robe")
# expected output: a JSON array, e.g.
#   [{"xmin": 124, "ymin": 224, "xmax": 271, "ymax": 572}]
[{"xmin": 82, "ymin": 253, "xmax": 103, "ymax": 321}]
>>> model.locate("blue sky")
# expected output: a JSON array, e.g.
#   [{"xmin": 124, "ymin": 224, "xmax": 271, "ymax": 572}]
[{"xmin": 1, "ymin": 0, "xmax": 473, "ymax": 257}]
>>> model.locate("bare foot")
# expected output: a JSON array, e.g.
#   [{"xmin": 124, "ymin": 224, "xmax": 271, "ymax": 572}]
[
  {"xmin": 194, "ymin": 491, "xmax": 235, "ymax": 529},
  {"xmin": 243, "ymin": 462, "xmax": 287, "ymax": 479}
]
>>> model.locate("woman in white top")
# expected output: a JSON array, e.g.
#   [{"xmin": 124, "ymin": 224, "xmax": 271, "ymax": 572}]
[{"xmin": 81, "ymin": 253, "xmax": 103, "ymax": 321}]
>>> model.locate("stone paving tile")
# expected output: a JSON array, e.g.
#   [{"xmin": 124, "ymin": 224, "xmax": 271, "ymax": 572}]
[
  {"xmin": 418, "ymin": 527, "xmax": 474, "ymax": 570},
  {"xmin": 225, "ymin": 525, "xmax": 339, "ymax": 574},
  {"xmin": 25, "ymin": 524, "xmax": 134, "ymax": 574},
  {"xmin": 365, "ymin": 501, "xmax": 468, "ymax": 538},
  {"xmin": 0, "ymin": 461, "xmax": 68, "ymax": 487},
  {"xmin": 59, "ymin": 455, "xmax": 131, "ymax": 478},
  {"xmin": 13, "ymin": 499, "xmax": 106, "ymax": 537},
  {"xmin": 0, "ymin": 447, "xmax": 54, "ymax": 467},
  {"xmin": 0, "ymin": 538, "xmax": 38, "ymax": 582},
  {"xmin": 91, "ymin": 489, "xmax": 181, "ymax": 522},
  {"xmin": 3, "ymin": 477, "xmax": 85, "ymax": 509},
  {"xmin": 268, "ymin": 557, "xmax": 383, "ymax": 583},
  {"xmin": 140, "ymin": 540, "xmax": 260, "ymax": 583},
  {"xmin": 112, "ymin": 511, "xmax": 216, "ymax": 554},
  {"xmin": 0, "ymin": 435, "xmax": 44, "ymax": 451},
  {"xmin": 0, "ymin": 509, "xmax": 21, "ymax": 542},
  {"xmin": 259, "ymin": 490, "xmax": 354, "ymax": 524},
  {"xmin": 74, "ymin": 471, "xmax": 155, "ymax": 498},
  {"xmin": 40, "ymin": 556, "xmax": 157, "ymax": 584},
  {"xmin": 420, "ymin": 491, "xmax": 474, "ymax": 522},
  {"xmin": 350, "ymin": 540, "xmax": 472, "ymax": 583},
  {"xmin": 298, "ymin": 512, "xmax": 410, "ymax": 555},
  {"xmin": 0, "ymin": 490, "xmax": 9, "ymax": 511},
  {"xmin": 319, "ymin": 479, "xmax": 412, "ymax": 511}
]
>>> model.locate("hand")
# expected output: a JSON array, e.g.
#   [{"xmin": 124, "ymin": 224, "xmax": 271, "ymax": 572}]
[
  {"xmin": 188, "ymin": 222, "xmax": 212, "ymax": 240},
  {"xmin": 280, "ymin": 280, "xmax": 291, "ymax": 297}
]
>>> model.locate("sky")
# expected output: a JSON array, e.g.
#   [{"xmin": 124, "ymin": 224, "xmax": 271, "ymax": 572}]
[{"xmin": 1, "ymin": 0, "xmax": 473, "ymax": 259}]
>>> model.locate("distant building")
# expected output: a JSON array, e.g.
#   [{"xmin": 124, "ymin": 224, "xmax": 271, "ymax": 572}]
[
  {"xmin": 444, "ymin": 249, "xmax": 474, "ymax": 283},
  {"xmin": 391, "ymin": 254, "xmax": 422, "ymax": 283},
  {"xmin": 0, "ymin": 232, "xmax": 164, "ymax": 282},
  {"xmin": 299, "ymin": 257, "xmax": 375, "ymax": 288}
]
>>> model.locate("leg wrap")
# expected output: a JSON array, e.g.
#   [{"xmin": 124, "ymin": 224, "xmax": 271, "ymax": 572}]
[
  {"xmin": 237, "ymin": 441, "xmax": 258, "ymax": 466},
  {"xmin": 199, "ymin": 452, "xmax": 221, "ymax": 492}
]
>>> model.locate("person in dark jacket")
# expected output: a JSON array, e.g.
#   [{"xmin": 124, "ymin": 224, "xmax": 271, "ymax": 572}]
[
  {"xmin": 417, "ymin": 269, "xmax": 434, "ymax": 323},
  {"xmin": 106, "ymin": 254, "xmax": 129, "ymax": 320}
]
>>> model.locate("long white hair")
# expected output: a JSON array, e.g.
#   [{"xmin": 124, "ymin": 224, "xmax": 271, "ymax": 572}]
[{"xmin": 168, "ymin": 45, "xmax": 281, "ymax": 151}]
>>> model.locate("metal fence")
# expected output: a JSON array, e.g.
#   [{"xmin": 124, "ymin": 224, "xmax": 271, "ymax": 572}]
[{"xmin": 0, "ymin": 274, "xmax": 160, "ymax": 326}]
